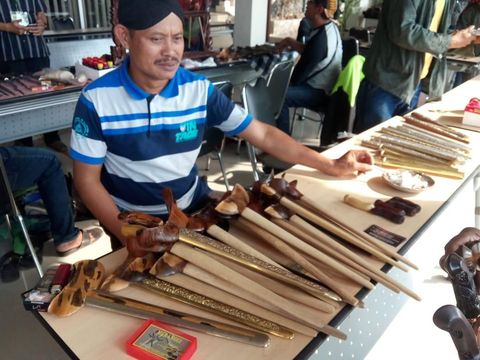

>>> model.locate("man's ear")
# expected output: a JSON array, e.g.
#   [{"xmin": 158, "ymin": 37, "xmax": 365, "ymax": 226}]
[{"xmin": 114, "ymin": 24, "xmax": 130, "ymax": 49}]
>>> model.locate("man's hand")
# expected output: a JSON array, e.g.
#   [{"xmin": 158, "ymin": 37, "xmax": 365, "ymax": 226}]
[
  {"xmin": 276, "ymin": 37, "xmax": 294, "ymax": 51},
  {"xmin": 275, "ymin": 37, "xmax": 304, "ymax": 53},
  {"xmin": 26, "ymin": 23, "xmax": 45, "ymax": 36},
  {"xmin": 8, "ymin": 20, "xmax": 28, "ymax": 35},
  {"xmin": 449, "ymin": 26, "xmax": 476, "ymax": 49},
  {"xmin": 328, "ymin": 150, "xmax": 373, "ymax": 177},
  {"xmin": 29, "ymin": 11, "xmax": 47, "ymax": 36}
]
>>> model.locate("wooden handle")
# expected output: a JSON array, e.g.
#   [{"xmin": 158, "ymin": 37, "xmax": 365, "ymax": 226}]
[
  {"xmin": 300, "ymin": 197, "xmax": 419, "ymax": 270},
  {"xmin": 207, "ymin": 224, "xmax": 281, "ymax": 267},
  {"xmin": 282, "ymin": 217, "xmax": 423, "ymax": 300},
  {"xmin": 160, "ymin": 271, "xmax": 316, "ymax": 337},
  {"xmin": 87, "ymin": 290, "xmax": 271, "ymax": 347},
  {"xmin": 281, "ymin": 197, "xmax": 408, "ymax": 272},
  {"xmin": 237, "ymin": 217, "xmax": 360, "ymax": 307},
  {"xmin": 180, "ymin": 254, "xmax": 346, "ymax": 339},
  {"xmin": 230, "ymin": 221, "xmax": 341, "ymax": 309},
  {"xmin": 343, "ymin": 194, "xmax": 374, "ymax": 211},
  {"xmin": 207, "ymin": 251, "xmax": 336, "ymax": 313},
  {"xmin": 48, "ymin": 260, "xmax": 105, "ymax": 317},
  {"xmin": 170, "ymin": 241, "xmax": 343, "ymax": 336},
  {"xmin": 241, "ymin": 208, "xmax": 374, "ymax": 291}
]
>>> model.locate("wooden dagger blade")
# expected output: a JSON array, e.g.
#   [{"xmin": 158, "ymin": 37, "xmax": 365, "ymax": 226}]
[
  {"xmin": 125, "ymin": 272, "xmax": 295, "ymax": 339},
  {"xmin": 86, "ymin": 290, "xmax": 271, "ymax": 348},
  {"xmin": 177, "ymin": 228, "xmax": 341, "ymax": 302}
]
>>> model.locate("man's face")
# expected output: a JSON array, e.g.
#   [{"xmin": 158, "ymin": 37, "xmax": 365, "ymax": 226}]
[
  {"xmin": 305, "ymin": 0, "xmax": 322, "ymax": 20},
  {"xmin": 120, "ymin": 13, "xmax": 184, "ymax": 86}
]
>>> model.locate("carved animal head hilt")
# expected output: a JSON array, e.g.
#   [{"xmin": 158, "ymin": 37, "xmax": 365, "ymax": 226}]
[
  {"xmin": 446, "ymin": 253, "xmax": 480, "ymax": 320},
  {"xmin": 118, "ymin": 211, "xmax": 163, "ymax": 228},
  {"xmin": 48, "ymin": 260, "xmax": 105, "ymax": 317},
  {"xmin": 187, "ymin": 204, "xmax": 222, "ymax": 231},
  {"xmin": 215, "ymin": 184, "xmax": 250, "ymax": 217},
  {"xmin": 163, "ymin": 188, "xmax": 190, "ymax": 228},
  {"xmin": 268, "ymin": 175, "xmax": 303, "ymax": 200},
  {"xmin": 150, "ymin": 252, "xmax": 187, "ymax": 278}
]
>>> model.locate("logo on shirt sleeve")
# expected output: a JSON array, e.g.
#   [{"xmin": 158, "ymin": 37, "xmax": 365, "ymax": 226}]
[
  {"xmin": 73, "ymin": 117, "xmax": 89, "ymax": 137},
  {"xmin": 175, "ymin": 120, "xmax": 198, "ymax": 143}
]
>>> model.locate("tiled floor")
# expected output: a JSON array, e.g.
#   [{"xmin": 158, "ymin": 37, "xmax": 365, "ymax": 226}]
[{"xmin": 0, "ymin": 119, "xmax": 321, "ymax": 359}]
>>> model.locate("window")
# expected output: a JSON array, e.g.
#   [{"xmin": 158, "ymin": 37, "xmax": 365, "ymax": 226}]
[{"xmin": 45, "ymin": 0, "xmax": 110, "ymax": 31}]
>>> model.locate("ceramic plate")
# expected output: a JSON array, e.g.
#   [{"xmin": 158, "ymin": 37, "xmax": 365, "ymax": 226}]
[{"xmin": 382, "ymin": 169, "xmax": 435, "ymax": 193}]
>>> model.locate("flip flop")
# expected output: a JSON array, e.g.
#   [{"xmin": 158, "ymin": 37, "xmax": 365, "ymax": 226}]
[{"xmin": 56, "ymin": 227, "xmax": 104, "ymax": 257}]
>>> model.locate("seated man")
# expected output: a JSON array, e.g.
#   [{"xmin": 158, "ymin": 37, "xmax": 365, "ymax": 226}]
[
  {"xmin": 70, "ymin": 0, "xmax": 372, "ymax": 247},
  {"xmin": 275, "ymin": 0, "xmax": 342, "ymax": 134},
  {"xmin": 296, "ymin": 16, "xmax": 312, "ymax": 43},
  {"xmin": 0, "ymin": 146, "xmax": 102, "ymax": 256}
]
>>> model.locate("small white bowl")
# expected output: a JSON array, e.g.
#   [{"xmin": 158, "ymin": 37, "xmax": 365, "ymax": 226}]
[{"xmin": 382, "ymin": 169, "xmax": 435, "ymax": 193}]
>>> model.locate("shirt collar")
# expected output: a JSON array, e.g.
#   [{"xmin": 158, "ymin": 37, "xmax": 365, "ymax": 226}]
[{"xmin": 119, "ymin": 56, "xmax": 180, "ymax": 100}]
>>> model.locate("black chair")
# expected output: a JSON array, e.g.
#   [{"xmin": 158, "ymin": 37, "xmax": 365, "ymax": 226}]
[
  {"xmin": 349, "ymin": 28, "xmax": 371, "ymax": 44},
  {"xmin": 242, "ymin": 59, "xmax": 295, "ymax": 180},
  {"xmin": 0, "ymin": 158, "xmax": 43, "ymax": 277},
  {"xmin": 321, "ymin": 54, "xmax": 365, "ymax": 146},
  {"xmin": 342, "ymin": 37, "xmax": 359, "ymax": 68},
  {"xmin": 198, "ymin": 81, "xmax": 233, "ymax": 191},
  {"xmin": 52, "ymin": 16, "xmax": 75, "ymax": 31}
]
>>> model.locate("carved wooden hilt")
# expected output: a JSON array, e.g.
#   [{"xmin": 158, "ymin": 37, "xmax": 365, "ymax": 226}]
[
  {"xmin": 446, "ymin": 253, "xmax": 480, "ymax": 320},
  {"xmin": 433, "ymin": 304, "xmax": 480, "ymax": 360},
  {"xmin": 110, "ymin": 0, "xmax": 126, "ymax": 64}
]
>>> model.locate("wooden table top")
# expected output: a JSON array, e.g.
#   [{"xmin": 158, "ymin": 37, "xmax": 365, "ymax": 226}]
[{"xmin": 37, "ymin": 77, "xmax": 480, "ymax": 359}]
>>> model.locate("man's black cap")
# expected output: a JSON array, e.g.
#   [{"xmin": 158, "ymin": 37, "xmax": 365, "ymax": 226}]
[{"xmin": 118, "ymin": 0, "xmax": 185, "ymax": 30}]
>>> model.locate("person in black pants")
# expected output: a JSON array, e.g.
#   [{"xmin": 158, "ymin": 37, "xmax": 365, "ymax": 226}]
[
  {"xmin": 275, "ymin": 0, "xmax": 343, "ymax": 134},
  {"xmin": 0, "ymin": 146, "xmax": 103, "ymax": 282}
]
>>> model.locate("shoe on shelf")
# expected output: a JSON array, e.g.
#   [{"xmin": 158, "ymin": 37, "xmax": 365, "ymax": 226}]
[
  {"xmin": 17, "ymin": 250, "xmax": 43, "ymax": 269},
  {"xmin": 0, "ymin": 252, "xmax": 20, "ymax": 283},
  {"xmin": 46, "ymin": 140, "xmax": 69, "ymax": 155}
]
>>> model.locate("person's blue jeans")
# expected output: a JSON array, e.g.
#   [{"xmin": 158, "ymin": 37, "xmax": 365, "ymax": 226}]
[
  {"xmin": 0, "ymin": 147, "xmax": 79, "ymax": 246},
  {"xmin": 277, "ymin": 84, "xmax": 329, "ymax": 134},
  {"xmin": 354, "ymin": 79, "xmax": 421, "ymax": 133}
]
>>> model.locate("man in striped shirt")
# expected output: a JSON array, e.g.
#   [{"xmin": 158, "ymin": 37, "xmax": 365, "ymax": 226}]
[{"xmin": 71, "ymin": 0, "xmax": 373, "ymax": 247}]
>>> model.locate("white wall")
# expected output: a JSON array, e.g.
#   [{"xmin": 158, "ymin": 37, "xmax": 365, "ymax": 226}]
[
  {"xmin": 346, "ymin": 0, "xmax": 379, "ymax": 29},
  {"xmin": 233, "ymin": 0, "xmax": 268, "ymax": 47}
]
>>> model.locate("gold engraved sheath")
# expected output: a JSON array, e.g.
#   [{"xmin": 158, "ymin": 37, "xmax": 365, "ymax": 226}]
[
  {"xmin": 178, "ymin": 228, "xmax": 341, "ymax": 302},
  {"xmin": 135, "ymin": 275, "xmax": 295, "ymax": 339}
]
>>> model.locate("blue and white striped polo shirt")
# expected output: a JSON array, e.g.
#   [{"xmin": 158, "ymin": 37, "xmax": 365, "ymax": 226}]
[{"xmin": 70, "ymin": 58, "xmax": 252, "ymax": 215}]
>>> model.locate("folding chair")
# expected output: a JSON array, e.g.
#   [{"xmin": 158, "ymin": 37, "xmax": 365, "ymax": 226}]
[
  {"xmin": 197, "ymin": 81, "xmax": 234, "ymax": 191},
  {"xmin": 242, "ymin": 59, "xmax": 295, "ymax": 180},
  {"xmin": 0, "ymin": 158, "xmax": 43, "ymax": 277}
]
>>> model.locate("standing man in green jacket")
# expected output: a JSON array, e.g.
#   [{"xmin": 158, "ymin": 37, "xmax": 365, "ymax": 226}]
[{"xmin": 354, "ymin": 0, "xmax": 476, "ymax": 133}]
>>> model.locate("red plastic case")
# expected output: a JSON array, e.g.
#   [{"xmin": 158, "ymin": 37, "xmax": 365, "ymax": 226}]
[{"xmin": 126, "ymin": 320, "xmax": 197, "ymax": 360}]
